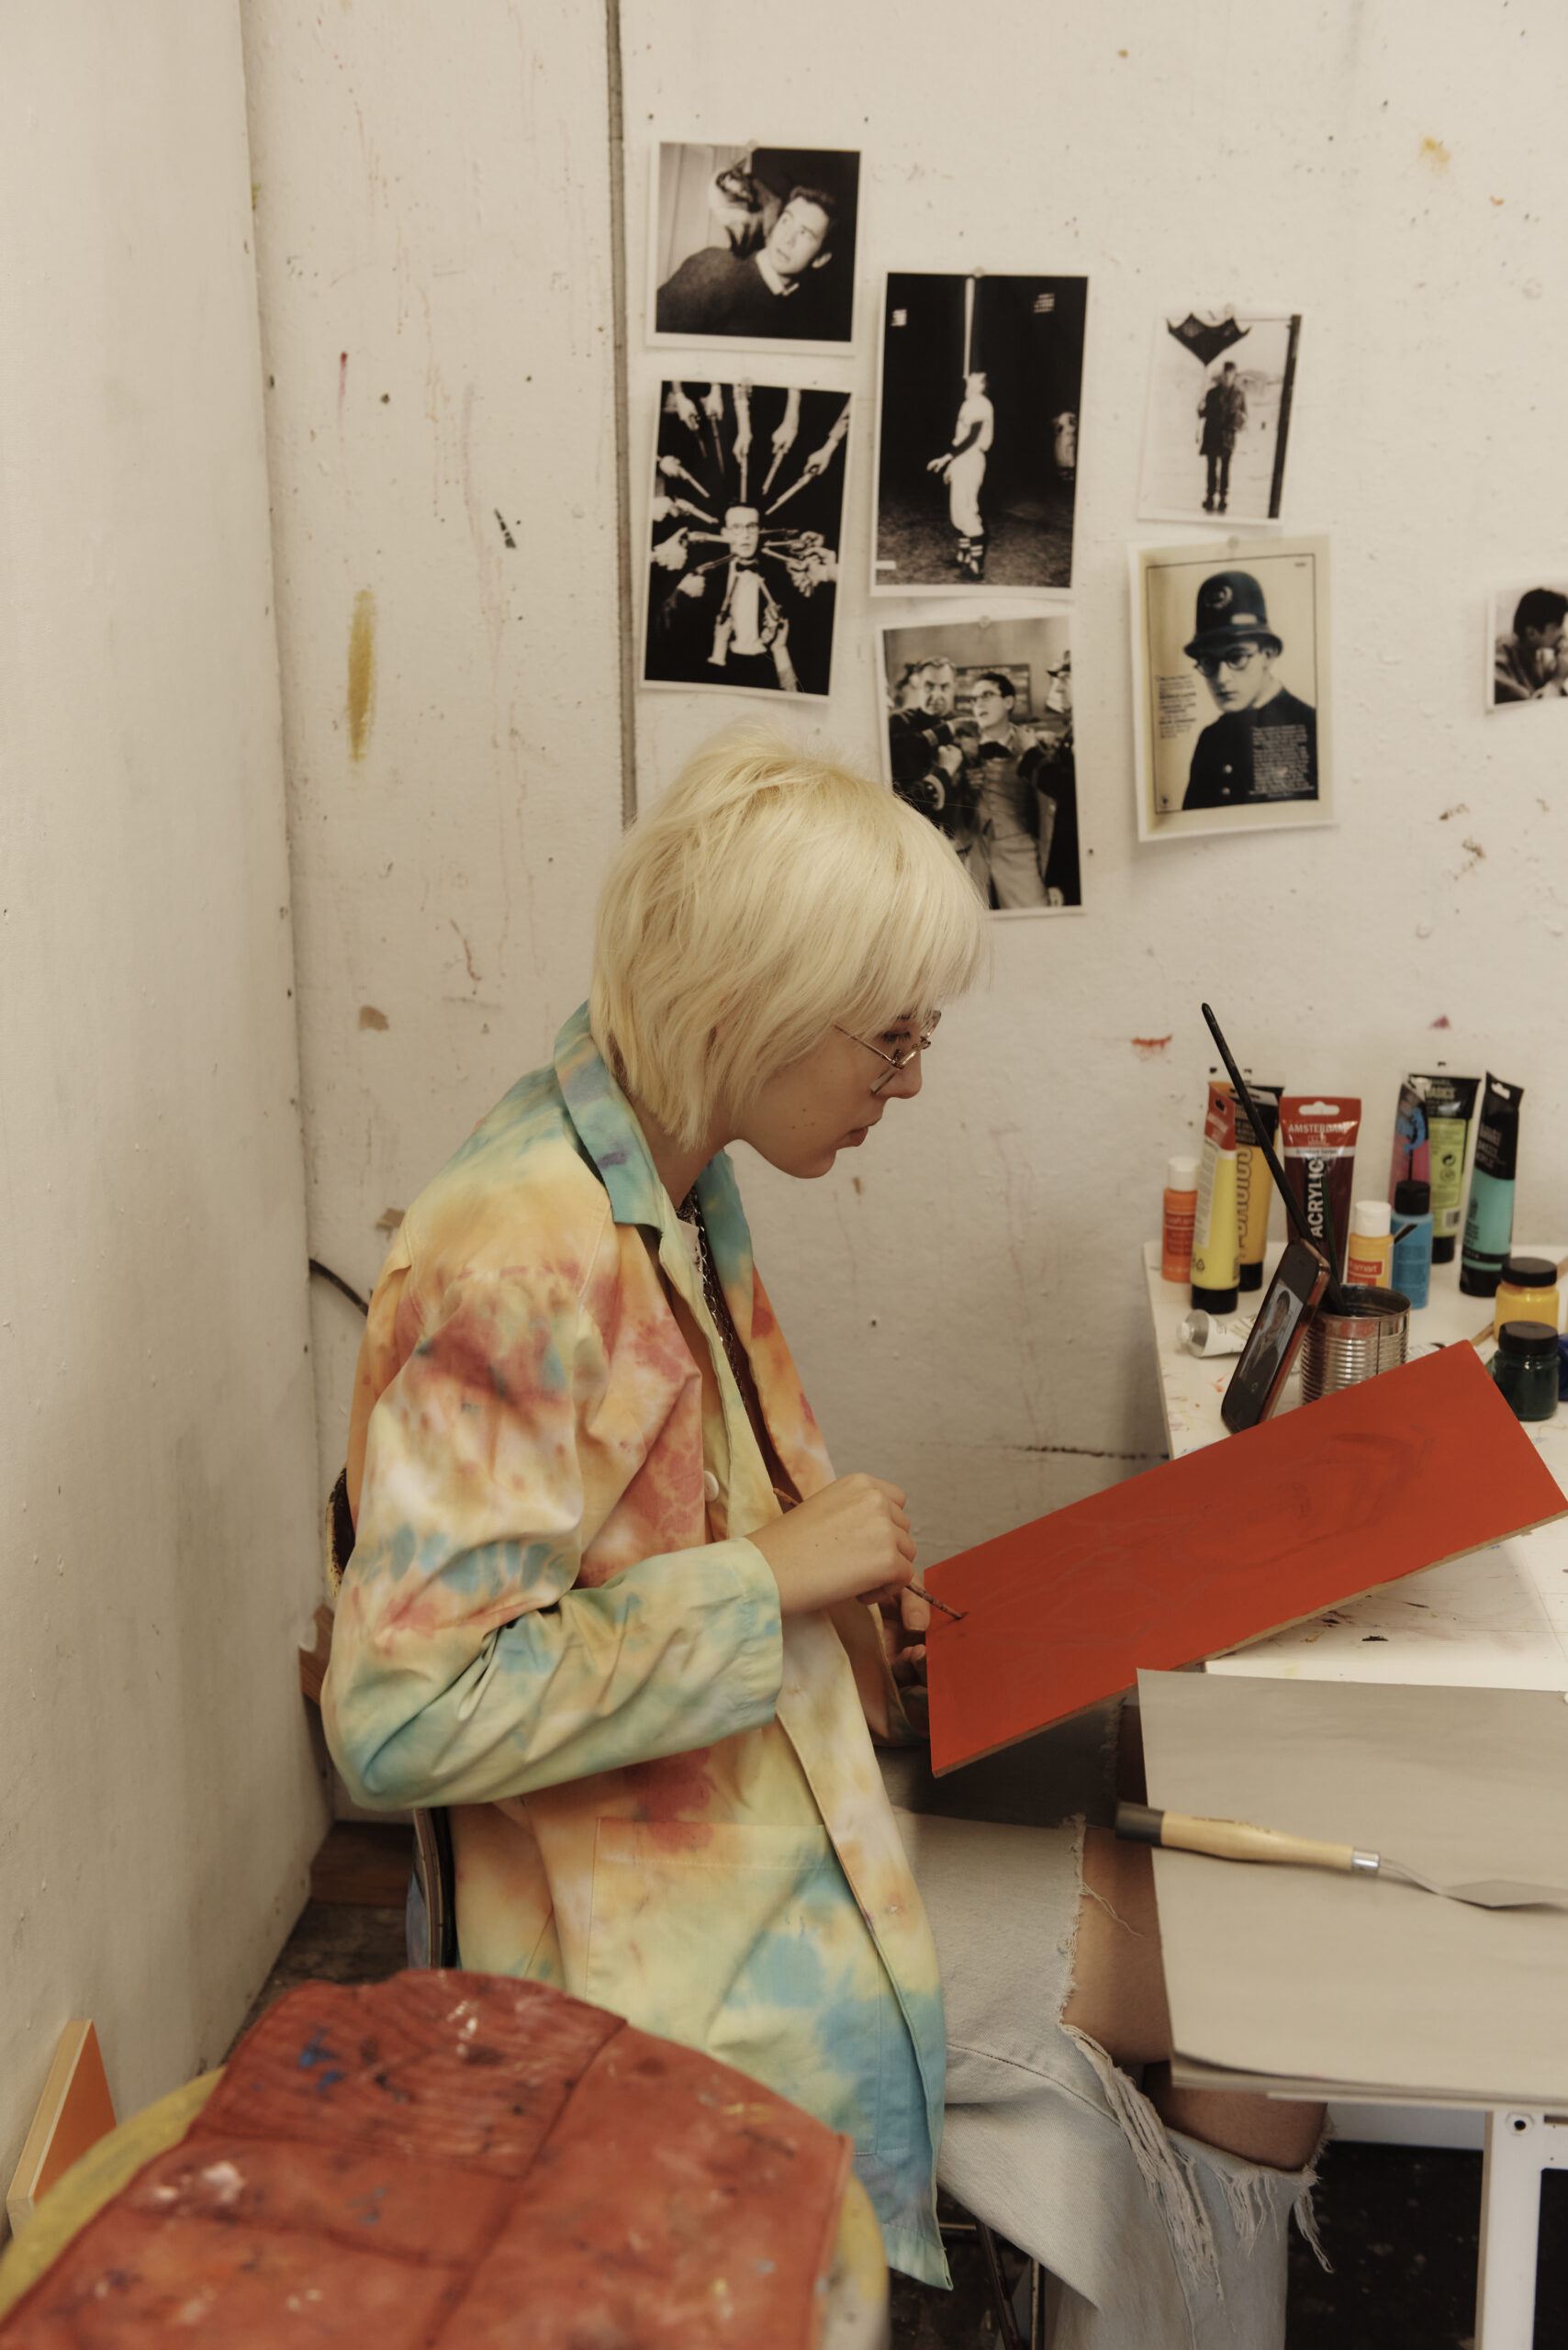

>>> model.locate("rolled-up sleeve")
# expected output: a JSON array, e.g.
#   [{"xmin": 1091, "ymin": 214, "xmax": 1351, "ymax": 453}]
[{"xmin": 323, "ymin": 1242, "xmax": 784, "ymax": 1812}]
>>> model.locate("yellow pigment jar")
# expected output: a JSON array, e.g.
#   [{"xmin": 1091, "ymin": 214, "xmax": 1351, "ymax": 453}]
[{"xmin": 1493, "ymin": 1254, "xmax": 1562, "ymax": 1341}]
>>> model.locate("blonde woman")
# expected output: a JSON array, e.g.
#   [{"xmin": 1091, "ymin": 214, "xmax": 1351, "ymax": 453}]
[{"xmin": 324, "ymin": 733, "xmax": 1320, "ymax": 2345}]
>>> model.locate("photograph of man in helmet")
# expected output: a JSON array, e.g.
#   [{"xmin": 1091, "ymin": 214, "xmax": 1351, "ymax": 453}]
[{"xmin": 1181, "ymin": 567, "xmax": 1318, "ymax": 811}]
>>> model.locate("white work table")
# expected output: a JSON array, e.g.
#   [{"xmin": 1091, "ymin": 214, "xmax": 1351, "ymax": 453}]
[
  {"xmin": 1142, "ymin": 1238, "xmax": 1568, "ymax": 1694},
  {"xmin": 1142, "ymin": 1238, "xmax": 1568, "ymax": 2349}
]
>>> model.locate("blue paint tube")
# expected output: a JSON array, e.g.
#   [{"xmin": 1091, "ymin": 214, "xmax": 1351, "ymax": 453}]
[{"xmin": 1459, "ymin": 1073, "xmax": 1525, "ymax": 1297}]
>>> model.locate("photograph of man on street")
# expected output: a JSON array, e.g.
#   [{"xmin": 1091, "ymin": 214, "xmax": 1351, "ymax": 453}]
[
  {"xmin": 874, "ymin": 273, "xmax": 1087, "ymax": 592},
  {"xmin": 879, "ymin": 615, "xmax": 1080, "ymax": 910},
  {"xmin": 1137, "ymin": 308, "xmax": 1302, "ymax": 528}
]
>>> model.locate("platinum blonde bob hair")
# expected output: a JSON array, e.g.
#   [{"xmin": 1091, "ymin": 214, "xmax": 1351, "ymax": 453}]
[{"xmin": 590, "ymin": 731, "xmax": 986, "ymax": 1149}]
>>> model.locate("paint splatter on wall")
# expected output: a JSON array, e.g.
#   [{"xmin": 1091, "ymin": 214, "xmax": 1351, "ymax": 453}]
[{"xmin": 348, "ymin": 588, "xmax": 376, "ymax": 762}]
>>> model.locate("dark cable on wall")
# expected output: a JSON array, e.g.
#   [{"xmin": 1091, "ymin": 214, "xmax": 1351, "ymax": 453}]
[{"xmin": 308, "ymin": 1258, "xmax": 370, "ymax": 1316}]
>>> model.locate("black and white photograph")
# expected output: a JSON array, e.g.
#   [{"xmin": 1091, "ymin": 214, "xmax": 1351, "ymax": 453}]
[
  {"xmin": 1487, "ymin": 577, "xmax": 1568, "ymax": 709},
  {"xmin": 642, "ymin": 380, "xmax": 848, "ymax": 700},
  {"xmin": 648, "ymin": 143, "xmax": 860, "ymax": 351},
  {"xmin": 1130, "ymin": 536, "xmax": 1333, "ymax": 842},
  {"xmin": 877, "ymin": 612, "xmax": 1080, "ymax": 912},
  {"xmin": 872, "ymin": 273, "xmax": 1087, "ymax": 595},
  {"xmin": 1137, "ymin": 308, "xmax": 1302, "ymax": 527}
]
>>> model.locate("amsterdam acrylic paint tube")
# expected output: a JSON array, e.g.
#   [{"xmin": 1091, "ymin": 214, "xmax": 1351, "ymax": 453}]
[
  {"xmin": 1191, "ymin": 1084, "xmax": 1240, "ymax": 1315},
  {"xmin": 1279, "ymin": 1095, "xmax": 1361, "ymax": 1281},
  {"xmin": 1162, "ymin": 1156, "xmax": 1199, "ymax": 1282},
  {"xmin": 1461, "ymin": 1074, "xmax": 1525, "ymax": 1295}
]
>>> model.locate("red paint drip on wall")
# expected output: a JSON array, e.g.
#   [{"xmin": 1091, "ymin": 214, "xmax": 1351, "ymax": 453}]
[{"xmin": 1131, "ymin": 1035, "xmax": 1173, "ymax": 1058}]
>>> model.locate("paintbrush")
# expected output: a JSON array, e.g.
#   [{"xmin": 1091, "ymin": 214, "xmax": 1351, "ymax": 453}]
[
  {"xmin": 1201, "ymin": 1002, "xmax": 1351, "ymax": 1314},
  {"xmin": 910, "ymin": 1582, "xmax": 968, "ymax": 1624},
  {"xmin": 1116, "ymin": 1801, "xmax": 1568, "ymax": 1911}
]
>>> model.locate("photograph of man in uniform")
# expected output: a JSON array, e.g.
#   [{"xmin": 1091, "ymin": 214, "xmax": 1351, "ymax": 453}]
[
  {"xmin": 651, "ymin": 144, "xmax": 859, "ymax": 348},
  {"xmin": 1491, "ymin": 585, "xmax": 1568, "ymax": 705},
  {"xmin": 1182, "ymin": 569, "xmax": 1317, "ymax": 811},
  {"xmin": 1198, "ymin": 359, "xmax": 1247, "ymax": 513},
  {"xmin": 926, "ymin": 372, "xmax": 995, "ymax": 581},
  {"xmin": 874, "ymin": 271, "xmax": 1087, "ymax": 593}
]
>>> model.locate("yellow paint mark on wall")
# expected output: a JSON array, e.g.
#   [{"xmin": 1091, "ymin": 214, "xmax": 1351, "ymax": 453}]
[
  {"xmin": 1419, "ymin": 136, "xmax": 1451, "ymax": 173},
  {"xmin": 347, "ymin": 589, "xmax": 377, "ymax": 762}
]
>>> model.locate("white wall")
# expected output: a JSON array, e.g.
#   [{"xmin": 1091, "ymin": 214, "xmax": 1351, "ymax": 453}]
[
  {"xmin": 240, "ymin": 0, "xmax": 627, "ymax": 1496},
  {"xmin": 253, "ymin": 2, "xmax": 1568, "ymax": 1578},
  {"xmin": 0, "ymin": 2, "xmax": 323, "ymax": 2209},
  {"xmin": 623, "ymin": 0, "xmax": 1568, "ymax": 1561}
]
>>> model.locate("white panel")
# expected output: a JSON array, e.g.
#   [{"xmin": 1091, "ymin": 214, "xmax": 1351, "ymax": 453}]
[
  {"xmin": 240, "ymin": 0, "xmax": 626, "ymax": 1495},
  {"xmin": 0, "ymin": 0, "xmax": 322, "ymax": 2203}
]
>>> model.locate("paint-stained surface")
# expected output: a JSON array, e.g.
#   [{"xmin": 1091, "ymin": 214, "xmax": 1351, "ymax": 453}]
[
  {"xmin": 347, "ymin": 588, "xmax": 377, "ymax": 762},
  {"xmin": 0, "ymin": 1974, "xmax": 856, "ymax": 2347},
  {"xmin": 324, "ymin": 1009, "xmax": 947, "ymax": 2283}
]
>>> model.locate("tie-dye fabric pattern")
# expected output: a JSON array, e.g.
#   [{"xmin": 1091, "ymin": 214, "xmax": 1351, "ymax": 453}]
[{"xmin": 323, "ymin": 1004, "xmax": 948, "ymax": 2284}]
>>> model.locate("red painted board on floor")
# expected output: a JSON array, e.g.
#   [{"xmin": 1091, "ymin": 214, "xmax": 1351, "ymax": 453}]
[{"xmin": 926, "ymin": 1343, "xmax": 1567, "ymax": 1776}]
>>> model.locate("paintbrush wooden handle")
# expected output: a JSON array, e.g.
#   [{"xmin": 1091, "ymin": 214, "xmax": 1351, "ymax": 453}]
[{"xmin": 1116, "ymin": 1802, "xmax": 1360, "ymax": 1874}]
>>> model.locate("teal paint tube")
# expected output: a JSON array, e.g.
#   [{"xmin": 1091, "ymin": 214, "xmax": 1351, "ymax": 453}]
[{"xmin": 1459, "ymin": 1073, "xmax": 1524, "ymax": 1297}]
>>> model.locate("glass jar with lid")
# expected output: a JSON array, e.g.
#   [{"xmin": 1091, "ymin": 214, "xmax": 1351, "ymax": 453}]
[
  {"xmin": 1493, "ymin": 1255, "xmax": 1562, "ymax": 1340},
  {"xmin": 1490, "ymin": 1320, "xmax": 1560, "ymax": 1422}
]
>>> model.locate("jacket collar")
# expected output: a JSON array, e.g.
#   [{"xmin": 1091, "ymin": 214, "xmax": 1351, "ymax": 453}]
[{"xmin": 553, "ymin": 1001, "xmax": 757, "ymax": 1353}]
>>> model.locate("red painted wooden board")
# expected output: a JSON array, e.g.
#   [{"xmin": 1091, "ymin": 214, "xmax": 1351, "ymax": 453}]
[{"xmin": 926, "ymin": 1343, "xmax": 1568, "ymax": 1776}]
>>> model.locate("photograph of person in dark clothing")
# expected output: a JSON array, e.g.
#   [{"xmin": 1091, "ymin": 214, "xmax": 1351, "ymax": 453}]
[
  {"xmin": 1489, "ymin": 582, "xmax": 1568, "ymax": 707},
  {"xmin": 1181, "ymin": 570, "xmax": 1317, "ymax": 811},
  {"xmin": 877, "ymin": 613, "xmax": 1081, "ymax": 910},
  {"xmin": 643, "ymin": 380, "xmax": 849, "ymax": 699},
  {"xmin": 1133, "ymin": 536, "xmax": 1332, "ymax": 840},
  {"xmin": 650, "ymin": 143, "xmax": 859, "ymax": 349}
]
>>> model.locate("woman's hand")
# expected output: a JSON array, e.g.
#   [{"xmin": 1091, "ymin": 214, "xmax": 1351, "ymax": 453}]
[
  {"xmin": 748, "ymin": 1474, "xmax": 915, "ymax": 1617},
  {"xmin": 879, "ymin": 1585, "xmax": 930, "ymax": 1687}
]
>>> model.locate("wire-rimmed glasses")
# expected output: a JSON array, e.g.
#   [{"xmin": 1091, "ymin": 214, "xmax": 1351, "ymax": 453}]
[{"xmin": 835, "ymin": 1011, "xmax": 942, "ymax": 1095}]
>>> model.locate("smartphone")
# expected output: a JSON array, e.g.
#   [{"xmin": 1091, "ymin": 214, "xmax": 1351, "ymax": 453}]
[{"xmin": 1221, "ymin": 1240, "xmax": 1330, "ymax": 1434}]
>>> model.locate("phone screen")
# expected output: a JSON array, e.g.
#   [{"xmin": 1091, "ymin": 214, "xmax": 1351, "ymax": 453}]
[{"xmin": 1221, "ymin": 1242, "xmax": 1329, "ymax": 1434}]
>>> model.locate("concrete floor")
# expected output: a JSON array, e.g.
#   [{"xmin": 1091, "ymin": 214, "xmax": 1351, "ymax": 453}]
[{"xmin": 233, "ymin": 1867, "xmax": 1565, "ymax": 2346}]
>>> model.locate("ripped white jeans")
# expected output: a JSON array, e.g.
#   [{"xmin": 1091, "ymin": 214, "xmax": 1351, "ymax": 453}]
[{"xmin": 893, "ymin": 1808, "xmax": 1325, "ymax": 2350}]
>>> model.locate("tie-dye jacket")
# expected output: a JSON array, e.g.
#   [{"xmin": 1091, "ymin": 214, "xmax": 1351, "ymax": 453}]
[{"xmin": 323, "ymin": 1004, "xmax": 948, "ymax": 2285}]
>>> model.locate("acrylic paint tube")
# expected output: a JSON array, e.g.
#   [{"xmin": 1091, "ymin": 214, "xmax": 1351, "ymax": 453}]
[
  {"xmin": 1161, "ymin": 1155, "xmax": 1199, "ymax": 1282},
  {"xmin": 1460, "ymin": 1073, "xmax": 1525, "ymax": 1296},
  {"xmin": 1178, "ymin": 1308, "xmax": 1253, "ymax": 1357},
  {"xmin": 1386, "ymin": 1078, "xmax": 1430, "ymax": 1200},
  {"xmin": 1410, "ymin": 1073, "xmax": 1480, "ymax": 1265},
  {"xmin": 1346, "ymin": 1199, "xmax": 1394, "ymax": 1289},
  {"xmin": 1219, "ymin": 1082, "xmax": 1282, "ymax": 1292},
  {"xmin": 1279, "ymin": 1096, "xmax": 1361, "ymax": 1281},
  {"xmin": 1191, "ymin": 1083, "xmax": 1240, "ymax": 1315}
]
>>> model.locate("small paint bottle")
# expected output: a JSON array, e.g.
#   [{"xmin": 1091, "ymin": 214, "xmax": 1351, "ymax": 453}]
[
  {"xmin": 1490, "ymin": 1321, "xmax": 1560, "ymax": 1422},
  {"xmin": 1345, "ymin": 1198, "xmax": 1393, "ymax": 1291},
  {"xmin": 1390, "ymin": 1179, "xmax": 1433, "ymax": 1311},
  {"xmin": 1162, "ymin": 1155, "xmax": 1199, "ymax": 1283},
  {"xmin": 1493, "ymin": 1254, "xmax": 1561, "ymax": 1342}
]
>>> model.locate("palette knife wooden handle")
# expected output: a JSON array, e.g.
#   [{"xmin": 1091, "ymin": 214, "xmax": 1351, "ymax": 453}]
[{"xmin": 1116, "ymin": 1801, "xmax": 1376, "ymax": 1876}]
